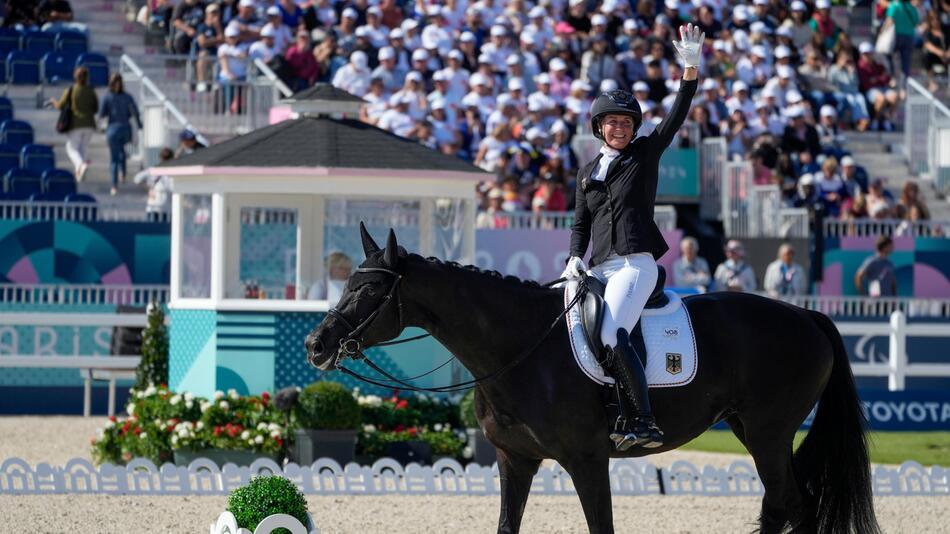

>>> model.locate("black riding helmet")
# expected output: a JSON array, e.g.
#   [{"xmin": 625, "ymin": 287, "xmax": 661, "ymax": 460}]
[{"xmin": 589, "ymin": 90, "xmax": 642, "ymax": 140}]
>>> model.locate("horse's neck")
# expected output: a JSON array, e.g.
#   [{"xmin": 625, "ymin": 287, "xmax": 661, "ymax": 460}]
[{"xmin": 403, "ymin": 260, "xmax": 558, "ymax": 378}]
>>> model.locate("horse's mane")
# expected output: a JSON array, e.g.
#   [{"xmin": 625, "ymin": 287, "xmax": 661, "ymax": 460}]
[{"xmin": 407, "ymin": 253, "xmax": 548, "ymax": 290}]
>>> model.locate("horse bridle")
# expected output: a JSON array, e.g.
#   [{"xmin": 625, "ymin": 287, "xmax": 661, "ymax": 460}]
[{"xmin": 326, "ymin": 266, "xmax": 404, "ymax": 368}]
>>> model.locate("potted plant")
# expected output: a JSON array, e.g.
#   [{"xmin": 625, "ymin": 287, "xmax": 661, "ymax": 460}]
[
  {"xmin": 291, "ymin": 381, "xmax": 361, "ymax": 465},
  {"xmin": 460, "ymin": 389, "xmax": 497, "ymax": 466},
  {"xmin": 211, "ymin": 475, "xmax": 318, "ymax": 534}
]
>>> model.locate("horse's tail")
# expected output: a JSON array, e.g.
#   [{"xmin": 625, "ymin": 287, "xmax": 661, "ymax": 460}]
[{"xmin": 794, "ymin": 311, "xmax": 880, "ymax": 534}]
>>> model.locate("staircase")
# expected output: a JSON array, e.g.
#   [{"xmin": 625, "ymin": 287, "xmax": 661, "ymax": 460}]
[{"xmin": 844, "ymin": 131, "xmax": 950, "ymax": 220}]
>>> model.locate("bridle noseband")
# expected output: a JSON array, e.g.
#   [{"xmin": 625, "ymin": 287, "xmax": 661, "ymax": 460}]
[{"xmin": 326, "ymin": 266, "xmax": 404, "ymax": 367}]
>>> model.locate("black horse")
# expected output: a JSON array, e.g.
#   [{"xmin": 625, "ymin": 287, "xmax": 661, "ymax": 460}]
[{"xmin": 305, "ymin": 226, "xmax": 880, "ymax": 534}]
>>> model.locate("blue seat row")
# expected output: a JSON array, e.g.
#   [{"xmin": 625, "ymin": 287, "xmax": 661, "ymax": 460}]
[
  {"xmin": 0, "ymin": 29, "xmax": 87, "ymax": 57},
  {"xmin": 0, "ymin": 119, "xmax": 33, "ymax": 149},
  {"xmin": 0, "ymin": 143, "xmax": 55, "ymax": 174},
  {"xmin": 2, "ymin": 51, "xmax": 108, "ymax": 86},
  {"xmin": 2, "ymin": 167, "xmax": 76, "ymax": 200}
]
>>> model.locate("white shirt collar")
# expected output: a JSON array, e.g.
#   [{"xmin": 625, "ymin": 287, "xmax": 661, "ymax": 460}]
[{"xmin": 600, "ymin": 145, "xmax": 620, "ymax": 158}]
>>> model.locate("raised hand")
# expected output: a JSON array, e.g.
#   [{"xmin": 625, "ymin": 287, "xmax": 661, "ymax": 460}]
[{"xmin": 672, "ymin": 23, "xmax": 705, "ymax": 69}]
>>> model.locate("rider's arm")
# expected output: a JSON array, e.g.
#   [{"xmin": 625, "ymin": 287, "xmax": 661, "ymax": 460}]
[
  {"xmin": 649, "ymin": 69, "xmax": 698, "ymax": 150},
  {"xmin": 569, "ymin": 169, "xmax": 591, "ymax": 259}
]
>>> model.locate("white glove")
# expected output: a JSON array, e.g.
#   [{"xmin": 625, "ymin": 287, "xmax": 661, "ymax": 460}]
[
  {"xmin": 672, "ymin": 23, "xmax": 705, "ymax": 69},
  {"xmin": 561, "ymin": 256, "xmax": 588, "ymax": 281}
]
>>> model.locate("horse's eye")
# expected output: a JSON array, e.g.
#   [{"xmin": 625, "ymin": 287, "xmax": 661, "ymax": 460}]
[{"xmin": 365, "ymin": 286, "xmax": 377, "ymax": 297}]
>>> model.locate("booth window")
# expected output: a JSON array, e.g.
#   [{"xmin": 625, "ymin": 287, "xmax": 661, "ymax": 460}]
[
  {"xmin": 235, "ymin": 207, "xmax": 298, "ymax": 300},
  {"xmin": 316, "ymin": 199, "xmax": 420, "ymax": 303},
  {"xmin": 180, "ymin": 194, "xmax": 212, "ymax": 298}
]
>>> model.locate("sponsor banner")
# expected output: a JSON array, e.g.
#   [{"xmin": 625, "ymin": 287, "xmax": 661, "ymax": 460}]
[{"xmin": 860, "ymin": 389, "xmax": 950, "ymax": 431}]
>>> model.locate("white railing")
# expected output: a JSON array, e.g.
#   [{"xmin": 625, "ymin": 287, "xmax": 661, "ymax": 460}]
[
  {"xmin": 721, "ymin": 160, "xmax": 751, "ymax": 237},
  {"xmin": 0, "ymin": 200, "xmax": 165, "ymax": 222},
  {"xmin": 831, "ymin": 311, "xmax": 950, "ymax": 391},
  {"xmin": 905, "ymin": 78, "xmax": 950, "ymax": 195},
  {"xmin": 700, "ymin": 137, "xmax": 726, "ymax": 220},
  {"xmin": 0, "ymin": 284, "xmax": 169, "ymax": 306},
  {"xmin": 120, "ymin": 54, "xmax": 211, "ymax": 168},
  {"xmin": 253, "ymin": 58, "xmax": 294, "ymax": 99},
  {"xmin": 823, "ymin": 218, "xmax": 950, "ymax": 238},
  {"xmin": 782, "ymin": 295, "xmax": 950, "ymax": 319},
  {"xmin": 721, "ymin": 163, "xmax": 809, "ymax": 238},
  {"xmin": 477, "ymin": 206, "xmax": 677, "ymax": 231}
]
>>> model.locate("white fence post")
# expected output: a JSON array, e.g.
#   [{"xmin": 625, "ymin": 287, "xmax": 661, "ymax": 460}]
[{"xmin": 888, "ymin": 311, "xmax": 907, "ymax": 391}]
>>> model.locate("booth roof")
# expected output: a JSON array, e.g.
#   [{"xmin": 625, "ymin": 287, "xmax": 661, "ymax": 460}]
[
  {"xmin": 160, "ymin": 116, "xmax": 485, "ymax": 174},
  {"xmin": 286, "ymin": 83, "xmax": 366, "ymax": 103}
]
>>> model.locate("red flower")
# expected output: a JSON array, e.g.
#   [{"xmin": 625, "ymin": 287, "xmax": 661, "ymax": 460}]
[
  {"xmin": 108, "ymin": 415, "xmax": 117, "ymax": 423},
  {"xmin": 275, "ymin": 438, "xmax": 283, "ymax": 448},
  {"xmin": 407, "ymin": 427, "xmax": 418, "ymax": 437},
  {"xmin": 395, "ymin": 399, "xmax": 409, "ymax": 410},
  {"xmin": 213, "ymin": 426, "xmax": 222, "ymax": 437},
  {"xmin": 261, "ymin": 391, "xmax": 270, "ymax": 403},
  {"xmin": 133, "ymin": 427, "xmax": 142, "ymax": 435},
  {"xmin": 394, "ymin": 424, "xmax": 405, "ymax": 432},
  {"xmin": 121, "ymin": 422, "xmax": 130, "ymax": 435}
]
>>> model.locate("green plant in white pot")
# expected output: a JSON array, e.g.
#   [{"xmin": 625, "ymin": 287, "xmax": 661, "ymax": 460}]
[
  {"xmin": 290, "ymin": 381, "xmax": 361, "ymax": 466},
  {"xmin": 211, "ymin": 475, "xmax": 318, "ymax": 534}
]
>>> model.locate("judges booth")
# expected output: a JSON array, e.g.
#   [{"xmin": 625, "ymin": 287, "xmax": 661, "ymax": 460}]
[{"xmin": 159, "ymin": 87, "xmax": 484, "ymax": 397}]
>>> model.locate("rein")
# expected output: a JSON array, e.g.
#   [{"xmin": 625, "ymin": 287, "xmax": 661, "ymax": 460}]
[{"xmin": 330, "ymin": 271, "xmax": 577, "ymax": 393}]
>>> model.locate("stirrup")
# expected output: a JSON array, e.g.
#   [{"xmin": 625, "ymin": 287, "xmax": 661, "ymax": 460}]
[{"xmin": 609, "ymin": 416, "xmax": 664, "ymax": 451}]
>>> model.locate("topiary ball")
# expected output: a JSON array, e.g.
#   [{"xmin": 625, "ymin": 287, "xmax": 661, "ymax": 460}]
[
  {"xmin": 227, "ymin": 475, "xmax": 309, "ymax": 533},
  {"xmin": 297, "ymin": 381, "xmax": 361, "ymax": 430},
  {"xmin": 459, "ymin": 389, "xmax": 478, "ymax": 429}
]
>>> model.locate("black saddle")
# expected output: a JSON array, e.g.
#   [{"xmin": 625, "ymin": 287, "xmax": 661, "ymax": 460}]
[{"xmin": 578, "ymin": 266, "xmax": 668, "ymax": 360}]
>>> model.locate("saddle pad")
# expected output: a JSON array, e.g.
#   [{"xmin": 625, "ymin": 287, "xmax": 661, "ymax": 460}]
[{"xmin": 563, "ymin": 280, "xmax": 698, "ymax": 388}]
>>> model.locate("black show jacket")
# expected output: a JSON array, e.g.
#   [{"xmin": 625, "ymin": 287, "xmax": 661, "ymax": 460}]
[{"xmin": 570, "ymin": 78, "xmax": 697, "ymax": 267}]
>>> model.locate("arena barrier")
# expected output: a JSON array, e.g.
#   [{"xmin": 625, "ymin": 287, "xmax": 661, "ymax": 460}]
[{"xmin": 0, "ymin": 457, "xmax": 946, "ymax": 497}]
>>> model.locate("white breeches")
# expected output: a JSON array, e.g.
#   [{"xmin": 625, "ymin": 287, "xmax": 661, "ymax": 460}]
[{"xmin": 589, "ymin": 252, "xmax": 658, "ymax": 349}]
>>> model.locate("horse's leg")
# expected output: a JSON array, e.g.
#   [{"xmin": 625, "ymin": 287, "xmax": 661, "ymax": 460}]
[
  {"xmin": 741, "ymin": 422, "xmax": 807, "ymax": 534},
  {"xmin": 496, "ymin": 450, "xmax": 541, "ymax": 534},
  {"xmin": 564, "ymin": 456, "xmax": 614, "ymax": 534}
]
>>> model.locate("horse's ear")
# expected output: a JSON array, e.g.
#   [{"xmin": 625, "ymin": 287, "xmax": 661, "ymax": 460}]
[
  {"xmin": 360, "ymin": 221, "xmax": 380, "ymax": 256},
  {"xmin": 383, "ymin": 229, "xmax": 398, "ymax": 267}
]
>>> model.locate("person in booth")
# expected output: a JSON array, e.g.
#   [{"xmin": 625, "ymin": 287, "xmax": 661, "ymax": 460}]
[{"xmin": 560, "ymin": 24, "xmax": 704, "ymax": 451}]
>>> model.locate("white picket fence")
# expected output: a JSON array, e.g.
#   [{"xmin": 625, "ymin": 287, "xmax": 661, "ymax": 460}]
[{"xmin": 0, "ymin": 456, "xmax": 945, "ymax": 497}]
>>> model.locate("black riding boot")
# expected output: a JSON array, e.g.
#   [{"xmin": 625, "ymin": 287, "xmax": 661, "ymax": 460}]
[{"xmin": 604, "ymin": 328, "xmax": 664, "ymax": 451}]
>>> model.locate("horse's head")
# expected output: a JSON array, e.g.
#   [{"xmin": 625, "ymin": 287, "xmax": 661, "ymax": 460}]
[{"xmin": 306, "ymin": 223, "xmax": 407, "ymax": 371}]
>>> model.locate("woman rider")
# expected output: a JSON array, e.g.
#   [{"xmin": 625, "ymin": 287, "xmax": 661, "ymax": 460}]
[{"xmin": 561, "ymin": 24, "xmax": 704, "ymax": 452}]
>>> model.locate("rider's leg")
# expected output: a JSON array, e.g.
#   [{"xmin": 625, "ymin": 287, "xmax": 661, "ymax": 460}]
[{"xmin": 593, "ymin": 253, "xmax": 662, "ymax": 450}]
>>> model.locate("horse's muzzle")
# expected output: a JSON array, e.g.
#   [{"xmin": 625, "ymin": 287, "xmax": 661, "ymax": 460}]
[{"xmin": 305, "ymin": 332, "xmax": 337, "ymax": 371}]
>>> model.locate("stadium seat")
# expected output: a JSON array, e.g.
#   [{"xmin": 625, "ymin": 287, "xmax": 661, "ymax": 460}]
[
  {"xmin": 0, "ymin": 120, "xmax": 34, "ymax": 149},
  {"xmin": 0, "ymin": 143, "xmax": 19, "ymax": 175},
  {"xmin": 21, "ymin": 31, "xmax": 54, "ymax": 56},
  {"xmin": 76, "ymin": 52, "xmax": 108, "ymax": 87},
  {"xmin": 0, "ymin": 29, "xmax": 21, "ymax": 59},
  {"xmin": 5, "ymin": 168, "xmax": 41, "ymax": 199},
  {"xmin": 41, "ymin": 51, "xmax": 75, "ymax": 84},
  {"xmin": 21, "ymin": 144, "xmax": 55, "ymax": 174},
  {"xmin": 53, "ymin": 31, "xmax": 87, "ymax": 55},
  {"xmin": 6, "ymin": 50, "xmax": 42, "ymax": 85},
  {"xmin": 0, "ymin": 98, "xmax": 13, "ymax": 128},
  {"xmin": 42, "ymin": 168, "xmax": 76, "ymax": 199}
]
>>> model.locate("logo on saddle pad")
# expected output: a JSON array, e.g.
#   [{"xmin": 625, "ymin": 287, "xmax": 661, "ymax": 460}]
[
  {"xmin": 663, "ymin": 328, "xmax": 678, "ymax": 338},
  {"xmin": 666, "ymin": 353, "xmax": 683, "ymax": 375}
]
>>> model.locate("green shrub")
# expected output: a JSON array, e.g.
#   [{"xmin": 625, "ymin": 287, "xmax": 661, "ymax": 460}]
[
  {"xmin": 459, "ymin": 389, "xmax": 478, "ymax": 428},
  {"xmin": 134, "ymin": 303, "xmax": 168, "ymax": 390},
  {"xmin": 227, "ymin": 475, "xmax": 309, "ymax": 534},
  {"xmin": 296, "ymin": 381, "xmax": 360, "ymax": 430}
]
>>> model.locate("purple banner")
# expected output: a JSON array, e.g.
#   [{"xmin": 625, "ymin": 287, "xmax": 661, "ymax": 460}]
[{"xmin": 475, "ymin": 229, "xmax": 683, "ymax": 283}]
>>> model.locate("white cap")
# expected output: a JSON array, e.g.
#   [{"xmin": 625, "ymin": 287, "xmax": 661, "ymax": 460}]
[
  {"xmin": 378, "ymin": 46, "xmax": 395, "ymax": 61},
  {"xmin": 266, "ymin": 5, "xmax": 281, "ymax": 16},
  {"xmin": 791, "ymin": 0, "xmax": 806, "ymax": 11},
  {"xmin": 713, "ymin": 39, "xmax": 727, "ymax": 51},
  {"xmin": 412, "ymin": 49, "xmax": 429, "ymax": 62},
  {"xmin": 448, "ymin": 49, "xmax": 464, "ymax": 60},
  {"xmin": 786, "ymin": 90, "xmax": 803, "ymax": 104},
  {"xmin": 784, "ymin": 106, "xmax": 804, "ymax": 118},
  {"xmin": 238, "ymin": 0, "xmax": 255, "ymax": 7},
  {"xmin": 551, "ymin": 119, "xmax": 569, "ymax": 134},
  {"xmin": 470, "ymin": 72, "xmax": 488, "ymax": 86},
  {"xmin": 751, "ymin": 45, "xmax": 767, "ymax": 58},
  {"xmin": 421, "ymin": 32, "xmax": 439, "ymax": 49},
  {"xmin": 351, "ymin": 51, "xmax": 368, "ymax": 69},
  {"xmin": 526, "ymin": 126, "xmax": 545, "ymax": 140},
  {"xmin": 549, "ymin": 57, "xmax": 567, "ymax": 71},
  {"xmin": 506, "ymin": 54, "xmax": 519, "ymax": 66},
  {"xmin": 733, "ymin": 5, "xmax": 748, "ymax": 19},
  {"xmin": 460, "ymin": 31, "xmax": 476, "ymax": 43},
  {"xmin": 601, "ymin": 0, "xmax": 619, "ymax": 12},
  {"xmin": 431, "ymin": 99, "xmax": 446, "ymax": 110},
  {"xmin": 566, "ymin": 99, "xmax": 585, "ymax": 114},
  {"xmin": 774, "ymin": 45, "xmax": 791, "ymax": 59},
  {"xmin": 641, "ymin": 100, "xmax": 655, "ymax": 113},
  {"xmin": 490, "ymin": 25, "xmax": 507, "ymax": 37},
  {"xmin": 478, "ymin": 52, "xmax": 493, "ymax": 64},
  {"xmin": 462, "ymin": 93, "xmax": 481, "ymax": 107},
  {"xmin": 497, "ymin": 93, "xmax": 512, "ymax": 108},
  {"xmin": 761, "ymin": 86, "xmax": 777, "ymax": 98},
  {"xmin": 426, "ymin": 5, "xmax": 442, "ymax": 16},
  {"xmin": 732, "ymin": 80, "xmax": 749, "ymax": 93},
  {"xmin": 528, "ymin": 100, "xmax": 544, "ymax": 112},
  {"xmin": 777, "ymin": 26, "xmax": 793, "ymax": 38},
  {"xmin": 367, "ymin": 6, "xmax": 382, "ymax": 16},
  {"xmin": 799, "ymin": 173, "xmax": 815, "ymax": 186},
  {"xmin": 508, "ymin": 78, "xmax": 524, "ymax": 90},
  {"xmin": 841, "ymin": 156, "xmax": 856, "ymax": 167},
  {"xmin": 816, "ymin": 0, "xmax": 831, "ymax": 8},
  {"xmin": 432, "ymin": 69, "xmax": 447, "ymax": 82},
  {"xmin": 624, "ymin": 19, "xmax": 638, "ymax": 31},
  {"xmin": 571, "ymin": 79, "xmax": 592, "ymax": 92},
  {"xmin": 401, "ymin": 18, "xmax": 419, "ymax": 31},
  {"xmin": 701, "ymin": 79, "xmax": 719, "ymax": 91},
  {"xmin": 750, "ymin": 21, "xmax": 771, "ymax": 35},
  {"xmin": 389, "ymin": 28, "xmax": 404, "ymax": 39},
  {"xmin": 753, "ymin": 0, "xmax": 768, "ymax": 5},
  {"xmin": 225, "ymin": 25, "xmax": 240, "ymax": 37},
  {"xmin": 599, "ymin": 79, "xmax": 619, "ymax": 92},
  {"xmin": 591, "ymin": 14, "xmax": 607, "ymax": 26},
  {"xmin": 529, "ymin": 6, "xmax": 546, "ymax": 18},
  {"xmin": 633, "ymin": 81, "xmax": 649, "ymax": 92},
  {"xmin": 535, "ymin": 72, "xmax": 551, "ymax": 84},
  {"xmin": 406, "ymin": 70, "xmax": 423, "ymax": 83},
  {"xmin": 776, "ymin": 64, "xmax": 793, "ymax": 78},
  {"xmin": 342, "ymin": 7, "xmax": 358, "ymax": 19},
  {"xmin": 520, "ymin": 32, "xmax": 536, "ymax": 45},
  {"xmin": 859, "ymin": 41, "xmax": 874, "ymax": 54},
  {"xmin": 261, "ymin": 25, "xmax": 276, "ymax": 37},
  {"xmin": 664, "ymin": 0, "xmax": 678, "ymax": 9},
  {"xmin": 754, "ymin": 99, "xmax": 768, "ymax": 110},
  {"xmin": 355, "ymin": 26, "xmax": 370, "ymax": 38},
  {"xmin": 820, "ymin": 104, "xmax": 837, "ymax": 118},
  {"xmin": 569, "ymin": 0, "xmax": 585, "ymax": 6}
]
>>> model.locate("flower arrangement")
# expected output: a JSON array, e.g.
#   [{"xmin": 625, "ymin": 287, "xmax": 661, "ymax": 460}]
[
  {"xmin": 355, "ymin": 389, "xmax": 469, "ymax": 461},
  {"xmin": 91, "ymin": 384, "xmax": 288, "ymax": 466}
]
